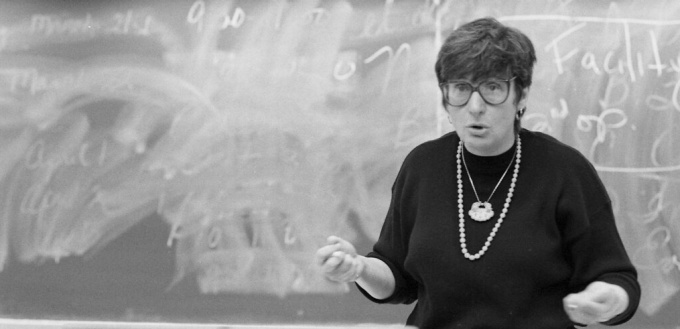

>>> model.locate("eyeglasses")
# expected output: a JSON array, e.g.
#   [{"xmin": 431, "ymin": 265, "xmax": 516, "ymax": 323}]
[{"xmin": 439, "ymin": 77, "xmax": 516, "ymax": 106}]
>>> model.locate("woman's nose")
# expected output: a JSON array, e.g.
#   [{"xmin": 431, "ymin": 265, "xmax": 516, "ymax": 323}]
[{"xmin": 466, "ymin": 91, "xmax": 486, "ymax": 113}]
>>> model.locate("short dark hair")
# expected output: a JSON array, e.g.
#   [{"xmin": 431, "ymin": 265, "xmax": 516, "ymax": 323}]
[{"xmin": 435, "ymin": 17, "xmax": 537, "ymax": 106}]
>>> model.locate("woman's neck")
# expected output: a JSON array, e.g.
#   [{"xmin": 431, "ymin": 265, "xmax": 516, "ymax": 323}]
[{"xmin": 464, "ymin": 135, "xmax": 517, "ymax": 156}]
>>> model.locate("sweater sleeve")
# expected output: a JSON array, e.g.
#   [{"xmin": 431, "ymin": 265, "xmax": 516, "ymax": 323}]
[
  {"xmin": 356, "ymin": 153, "xmax": 419, "ymax": 305},
  {"xmin": 564, "ymin": 203, "xmax": 641, "ymax": 326},
  {"xmin": 558, "ymin": 156, "xmax": 641, "ymax": 326}
]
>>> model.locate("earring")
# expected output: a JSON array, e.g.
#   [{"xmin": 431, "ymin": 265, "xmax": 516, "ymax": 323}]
[{"xmin": 516, "ymin": 107, "xmax": 526, "ymax": 120}]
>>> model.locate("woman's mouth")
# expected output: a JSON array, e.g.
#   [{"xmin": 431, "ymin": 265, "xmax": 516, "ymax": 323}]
[{"xmin": 467, "ymin": 124, "xmax": 488, "ymax": 131}]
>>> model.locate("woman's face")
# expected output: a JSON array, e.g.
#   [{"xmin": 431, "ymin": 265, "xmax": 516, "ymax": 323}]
[{"xmin": 446, "ymin": 77, "xmax": 528, "ymax": 156}]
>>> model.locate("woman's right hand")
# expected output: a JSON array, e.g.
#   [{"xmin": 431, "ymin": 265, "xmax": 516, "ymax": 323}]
[{"xmin": 315, "ymin": 235, "xmax": 365, "ymax": 283}]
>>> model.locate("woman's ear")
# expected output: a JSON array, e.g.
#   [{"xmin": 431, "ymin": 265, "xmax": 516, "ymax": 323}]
[{"xmin": 517, "ymin": 87, "xmax": 530, "ymax": 110}]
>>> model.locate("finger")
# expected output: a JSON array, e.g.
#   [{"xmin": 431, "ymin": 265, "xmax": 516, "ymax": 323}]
[
  {"xmin": 579, "ymin": 301, "xmax": 607, "ymax": 317},
  {"xmin": 325, "ymin": 251, "xmax": 345, "ymax": 269},
  {"xmin": 315, "ymin": 243, "xmax": 340, "ymax": 265},
  {"xmin": 327, "ymin": 236, "xmax": 354, "ymax": 252},
  {"xmin": 565, "ymin": 304, "xmax": 596, "ymax": 324},
  {"xmin": 589, "ymin": 288, "xmax": 619, "ymax": 308},
  {"xmin": 339, "ymin": 253, "xmax": 354, "ymax": 272},
  {"xmin": 565, "ymin": 308, "xmax": 592, "ymax": 324},
  {"xmin": 564, "ymin": 296, "xmax": 608, "ymax": 324},
  {"xmin": 326, "ymin": 235, "xmax": 344, "ymax": 245},
  {"xmin": 582, "ymin": 281, "xmax": 618, "ymax": 304},
  {"xmin": 564, "ymin": 295, "xmax": 587, "ymax": 323},
  {"xmin": 573, "ymin": 285, "xmax": 615, "ymax": 314}
]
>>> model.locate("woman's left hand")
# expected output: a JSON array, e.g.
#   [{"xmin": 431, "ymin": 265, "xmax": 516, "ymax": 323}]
[{"xmin": 563, "ymin": 281, "xmax": 629, "ymax": 325}]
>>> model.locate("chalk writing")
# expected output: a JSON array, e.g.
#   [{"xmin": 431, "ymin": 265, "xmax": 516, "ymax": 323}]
[
  {"xmin": 632, "ymin": 225, "xmax": 680, "ymax": 274},
  {"xmin": 576, "ymin": 108, "xmax": 628, "ymax": 156},
  {"xmin": 20, "ymin": 182, "xmax": 79, "ymax": 219},
  {"xmin": 356, "ymin": 0, "xmax": 437, "ymax": 40},
  {"xmin": 542, "ymin": 17, "xmax": 680, "ymax": 82},
  {"xmin": 109, "ymin": 10, "xmax": 153, "ymax": 36},
  {"xmin": 550, "ymin": 99, "xmax": 569, "ymax": 119},
  {"xmin": 543, "ymin": 22, "xmax": 586, "ymax": 75},
  {"xmin": 221, "ymin": 7, "xmax": 246, "ymax": 29},
  {"xmin": 25, "ymin": 139, "xmax": 107, "ymax": 171},
  {"xmin": 359, "ymin": 0, "xmax": 396, "ymax": 38},
  {"xmin": 188, "ymin": 1, "xmax": 246, "ymax": 32},
  {"xmin": 30, "ymin": 11, "xmax": 153, "ymax": 37},
  {"xmin": 187, "ymin": 1, "xmax": 207, "ymax": 32},
  {"xmin": 363, "ymin": 43, "xmax": 412, "ymax": 93},
  {"xmin": 333, "ymin": 53, "xmax": 357, "ymax": 80},
  {"xmin": 31, "ymin": 14, "xmax": 97, "ymax": 36},
  {"xmin": 0, "ymin": 68, "xmax": 85, "ymax": 95}
]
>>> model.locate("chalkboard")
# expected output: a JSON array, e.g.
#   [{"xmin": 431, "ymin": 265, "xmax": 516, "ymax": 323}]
[{"xmin": 0, "ymin": 0, "xmax": 678, "ymax": 327}]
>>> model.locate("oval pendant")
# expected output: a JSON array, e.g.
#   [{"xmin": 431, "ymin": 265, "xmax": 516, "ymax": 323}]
[{"xmin": 469, "ymin": 201, "xmax": 494, "ymax": 222}]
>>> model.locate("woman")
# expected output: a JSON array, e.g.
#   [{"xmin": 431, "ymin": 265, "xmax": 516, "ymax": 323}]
[{"xmin": 316, "ymin": 17, "xmax": 640, "ymax": 328}]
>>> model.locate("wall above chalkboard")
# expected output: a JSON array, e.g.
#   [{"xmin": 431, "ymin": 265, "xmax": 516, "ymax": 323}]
[{"xmin": 0, "ymin": 0, "xmax": 678, "ymax": 327}]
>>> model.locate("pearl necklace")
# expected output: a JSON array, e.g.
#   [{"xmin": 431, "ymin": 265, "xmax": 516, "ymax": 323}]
[
  {"xmin": 462, "ymin": 143, "xmax": 516, "ymax": 222},
  {"xmin": 456, "ymin": 137, "xmax": 521, "ymax": 261}
]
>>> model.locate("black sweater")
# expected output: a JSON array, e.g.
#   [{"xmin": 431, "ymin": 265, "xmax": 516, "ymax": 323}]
[{"xmin": 359, "ymin": 129, "xmax": 641, "ymax": 329}]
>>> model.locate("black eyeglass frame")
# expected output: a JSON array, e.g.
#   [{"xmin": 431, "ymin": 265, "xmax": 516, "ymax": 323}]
[{"xmin": 439, "ymin": 76, "xmax": 517, "ymax": 106}]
